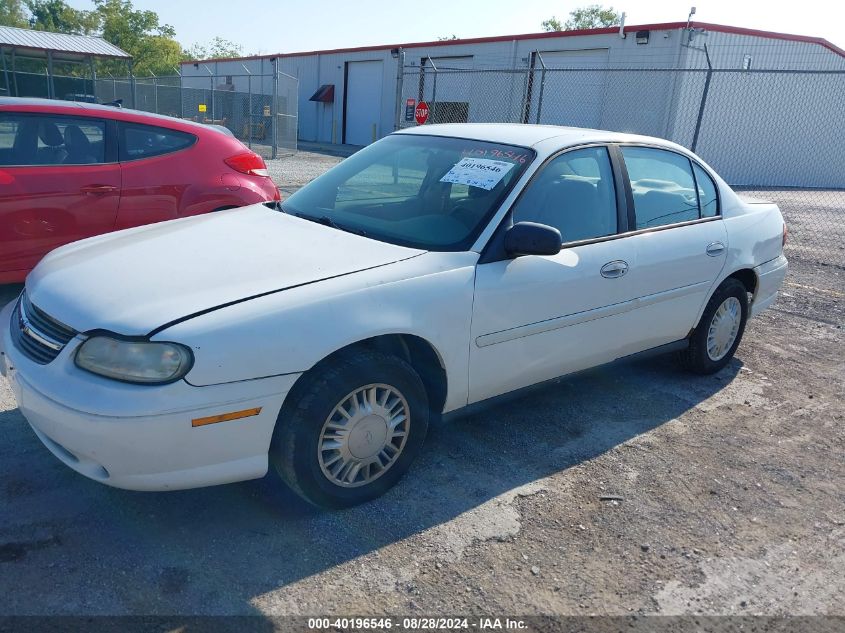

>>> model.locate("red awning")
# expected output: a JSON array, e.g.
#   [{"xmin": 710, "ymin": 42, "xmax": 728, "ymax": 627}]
[{"xmin": 309, "ymin": 84, "xmax": 335, "ymax": 103}]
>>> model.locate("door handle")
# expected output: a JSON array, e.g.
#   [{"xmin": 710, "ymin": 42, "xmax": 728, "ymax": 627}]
[
  {"xmin": 81, "ymin": 185, "xmax": 118, "ymax": 194},
  {"xmin": 706, "ymin": 241, "xmax": 726, "ymax": 257},
  {"xmin": 600, "ymin": 260, "xmax": 629, "ymax": 279}
]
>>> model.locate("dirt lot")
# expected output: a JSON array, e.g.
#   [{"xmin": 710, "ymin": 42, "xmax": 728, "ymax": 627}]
[{"xmin": 0, "ymin": 155, "xmax": 843, "ymax": 625}]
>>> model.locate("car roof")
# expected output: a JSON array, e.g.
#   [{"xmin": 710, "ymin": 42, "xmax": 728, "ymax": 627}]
[
  {"xmin": 0, "ymin": 97, "xmax": 223, "ymax": 135},
  {"xmin": 395, "ymin": 123, "xmax": 685, "ymax": 152}
]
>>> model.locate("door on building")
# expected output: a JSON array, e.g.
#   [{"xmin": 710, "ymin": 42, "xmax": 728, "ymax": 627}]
[
  {"xmin": 344, "ymin": 60, "xmax": 384, "ymax": 146},
  {"xmin": 529, "ymin": 48, "xmax": 609, "ymax": 128}
]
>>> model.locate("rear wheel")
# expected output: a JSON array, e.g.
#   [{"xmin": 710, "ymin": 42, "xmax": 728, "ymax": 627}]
[
  {"xmin": 680, "ymin": 278, "xmax": 749, "ymax": 374},
  {"xmin": 270, "ymin": 350, "xmax": 429, "ymax": 509}
]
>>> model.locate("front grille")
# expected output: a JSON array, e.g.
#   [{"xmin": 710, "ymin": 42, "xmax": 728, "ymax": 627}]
[{"xmin": 10, "ymin": 293, "xmax": 78, "ymax": 364}]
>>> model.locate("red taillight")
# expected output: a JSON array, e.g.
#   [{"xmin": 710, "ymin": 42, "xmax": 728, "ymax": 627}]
[
  {"xmin": 224, "ymin": 152, "xmax": 269, "ymax": 177},
  {"xmin": 782, "ymin": 223, "xmax": 788, "ymax": 247}
]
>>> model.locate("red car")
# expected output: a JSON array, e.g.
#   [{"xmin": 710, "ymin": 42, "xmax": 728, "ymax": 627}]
[{"xmin": 0, "ymin": 98, "xmax": 280, "ymax": 283}]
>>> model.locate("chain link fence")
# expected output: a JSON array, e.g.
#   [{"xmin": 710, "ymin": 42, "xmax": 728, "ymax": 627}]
[
  {"xmin": 91, "ymin": 70, "xmax": 298, "ymax": 158},
  {"xmin": 3, "ymin": 66, "xmax": 298, "ymax": 158},
  {"xmin": 398, "ymin": 64, "xmax": 845, "ymax": 267}
]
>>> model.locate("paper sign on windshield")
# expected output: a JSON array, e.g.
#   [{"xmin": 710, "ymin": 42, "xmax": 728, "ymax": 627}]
[{"xmin": 440, "ymin": 157, "xmax": 516, "ymax": 191}]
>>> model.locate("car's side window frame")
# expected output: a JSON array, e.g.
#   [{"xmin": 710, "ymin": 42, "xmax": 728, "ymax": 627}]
[
  {"xmin": 615, "ymin": 142, "xmax": 722, "ymax": 232},
  {"xmin": 689, "ymin": 159, "xmax": 721, "ymax": 219},
  {"xmin": 0, "ymin": 111, "xmax": 116, "ymax": 166},
  {"xmin": 479, "ymin": 142, "xmax": 631, "ymax": 263},
  {"xmin": 117, "ymin": 121, "xmax": 198, "ymax": 163}
]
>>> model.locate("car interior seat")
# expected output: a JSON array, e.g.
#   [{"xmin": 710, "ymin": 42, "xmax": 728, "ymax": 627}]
[
  {"xmin": 63, "ymin": 125, "xmax": 97, "ymax": 164},
  {"xmin": 531, "ymin": 177, "xmax": 610, "ymax": 242},
  {"xmin": 634, "ymin": 188, "xmax": 698, "ymax": 228},
  {"xmin": 36, "ymin": 122, "xmax": 68, "ymax": 165}
]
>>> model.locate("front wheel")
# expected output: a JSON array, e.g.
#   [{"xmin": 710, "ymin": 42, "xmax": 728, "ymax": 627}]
[
  {"xmin": 270, "ymin": 350, "xmax": 429, "ymax": 509},
  {"xmin": 680, "ymin": 278, "xmax": 749, "ymax": 375}
]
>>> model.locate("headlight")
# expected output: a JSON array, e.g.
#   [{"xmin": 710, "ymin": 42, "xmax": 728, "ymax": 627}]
[{"xmin": 75, "ymin": 336, "xmax": 193, "ymax": 384}]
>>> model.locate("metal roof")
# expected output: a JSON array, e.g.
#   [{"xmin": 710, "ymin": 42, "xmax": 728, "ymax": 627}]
[{"xmin": 0, "ymin": 25, "xmax": 130, "ymax": 60}]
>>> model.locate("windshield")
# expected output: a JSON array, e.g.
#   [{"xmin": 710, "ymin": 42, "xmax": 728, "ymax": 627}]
[{"xmin": 282, "ymin": 134, "xmax": 535, "ymax": 251}]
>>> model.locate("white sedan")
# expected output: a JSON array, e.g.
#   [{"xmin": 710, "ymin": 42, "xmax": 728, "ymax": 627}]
[{"xmin": 0, "ymin": 124, "xmax": 788, "ymax": 508}]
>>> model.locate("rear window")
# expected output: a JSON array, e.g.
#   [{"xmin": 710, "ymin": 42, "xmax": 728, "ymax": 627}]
[
  {"xmin": 119, "ymin": 123, "xmax": 195, "ymax": 161},
  {"xmin": 0, "ymin": 113, "xmax": 106, "ymax": 166}
]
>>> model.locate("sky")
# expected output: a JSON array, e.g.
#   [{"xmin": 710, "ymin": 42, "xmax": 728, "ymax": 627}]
[{"xmin": 64, "ymin": 0, "xmax": 845, "ymax": 54}]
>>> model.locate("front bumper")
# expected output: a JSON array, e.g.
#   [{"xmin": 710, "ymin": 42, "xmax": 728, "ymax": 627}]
[{"xmin": 1, "ymin": 300, "xmax": 299, "ymax": 491}]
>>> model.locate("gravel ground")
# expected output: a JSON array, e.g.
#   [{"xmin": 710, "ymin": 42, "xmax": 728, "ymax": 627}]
[
  {"xmin": 0, "ymin": 154, "xmax": 843, "ymax": 623},
  {"xmin": 267, "ymin": 150, "xmax": 343, "ymax": 197}
]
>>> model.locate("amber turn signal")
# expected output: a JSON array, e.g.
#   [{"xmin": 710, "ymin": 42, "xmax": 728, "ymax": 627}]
[{"xmin": 192, "ymin": 407, "xmax": 262, "ymax": 427}]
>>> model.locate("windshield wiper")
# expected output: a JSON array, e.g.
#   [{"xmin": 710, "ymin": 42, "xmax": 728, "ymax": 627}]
[{"xmin": 293, "ymin": 213, "xmax": 369, "ymax": 238}]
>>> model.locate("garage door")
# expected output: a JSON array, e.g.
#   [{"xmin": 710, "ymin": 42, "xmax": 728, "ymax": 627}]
[
  {"xmin": 531, "ymin": 48, "xmax": 609, "ymax": 128},
  {"xmin": 345, "ymin": 60, "xmax": 383, "ymax": 146}
]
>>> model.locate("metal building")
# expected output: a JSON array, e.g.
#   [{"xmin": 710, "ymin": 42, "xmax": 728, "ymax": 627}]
[{"xmin": 181, "ymin": 21, "xmax": 845, "ymax": 147}]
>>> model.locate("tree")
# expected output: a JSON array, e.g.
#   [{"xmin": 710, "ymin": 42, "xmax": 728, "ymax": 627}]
[
  {"xmin": 541, "ymin": 16, "xmax": 562, "ymax": 32},
  {"xmin": 0, "ymin": 0, "xmax": 29, "ymax": 27},
  {"xmin": 543, "ymin": 5, "xmax": 621, "ymax": 32},
  {"xmin": 92, "ymin": 0, "xmax": 181, "ymax": 75},
  {"xmin": 184, "ymin": 36, "xmax": 243, "ymax": 61},
  {"xmin": 26, "ymin": 0, "xmax": 97, "ymax": 34}
]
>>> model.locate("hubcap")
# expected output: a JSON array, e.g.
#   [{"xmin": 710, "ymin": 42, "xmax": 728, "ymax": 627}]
[
  {"xmin": 707, "ymin": 296, "xmax": 741, "ymax": 361},
  {"xmin": 317, "ymin": 384, "xmax": 410, "ymax": 488}
]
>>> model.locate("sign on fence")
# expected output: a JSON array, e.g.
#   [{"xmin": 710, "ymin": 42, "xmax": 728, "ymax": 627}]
[
  {"xmin": 415, "ymin": 101, "xmax": 429, "ymax": 125},
  {"xmin": 405, "ymin": 98, "xmax": 416, "ymax": 122},
  {"xmin": 198, "ymin": 104, "xmax": 207, "ymax": 113}
]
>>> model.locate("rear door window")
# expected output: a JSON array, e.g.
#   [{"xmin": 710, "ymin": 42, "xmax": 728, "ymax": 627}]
[
  {"xmin": 119, "ymin": 123, "xmax": 196, "ymax": 161},
  {"xmin": 0, "ymin": 113, "xmax": 106, "ymax": 166},
  {"xmin": 621, "ymin": 146, "xmax": 701, "ymax": 229}
]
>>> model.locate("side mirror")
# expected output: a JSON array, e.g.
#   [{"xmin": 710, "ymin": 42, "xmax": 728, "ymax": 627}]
[{"xmin": 504, "ymin": 221, "xmax": 562, "ymax": 257}]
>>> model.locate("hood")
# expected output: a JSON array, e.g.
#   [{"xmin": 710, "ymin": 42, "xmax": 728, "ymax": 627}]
[{"xmin": 27, "ymin": 204, "xmax": 423, "ymax": 334}]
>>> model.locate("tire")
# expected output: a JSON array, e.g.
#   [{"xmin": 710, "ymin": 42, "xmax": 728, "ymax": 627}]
[
  {"xmin": 680, "ymin": 278, "xmax": 749, "ymax": 375},
  {"xmin": 270, "ymin": 349, "xmax": 429, "ymax": 509}
]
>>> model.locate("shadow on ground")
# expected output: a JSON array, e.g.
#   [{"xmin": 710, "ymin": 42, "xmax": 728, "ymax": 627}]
[{"xmin": 0, "ymin": 281, "xmax": 742, "ymax": 620}]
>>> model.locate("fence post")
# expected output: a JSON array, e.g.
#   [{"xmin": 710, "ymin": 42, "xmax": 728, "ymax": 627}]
[
  {"xmin": 128, "ymin": 60, "xmax": 136, "ymax": 108},
  {"xmin": 10, "ymin": 49, "xmax": 18, "ymax": 97},
  {"xmin": 393, "ymin": 47, "xmax": 405, "ymax": 131},
  {"xmin": 243, "ymin": 63, "xmax": 253, "ymax": 150},
  {"xmin": 177, "ymin": 67, "xmax": 183, "ymax": 118},
  {"xmin": 521, "ymin": 52, "xmax": 537, "ymax": 123},
  {"xmin": 691, "ymin": 44, "xmax": 713, "ymax": 153},
  {"xmin": 152, "ymin": 72, "xmax": 158, "ymax": 113},
  {"xmin": 428, "ymin": 58, "xmax": 439, "ymax": 123},
  {"xmin": 272, "ymin": 58, "xmax": 279, "ymax": 159},
  {"xmin": 46, "ymin": 50, "xmax": 55, "ymax": 99},
  {"xmin": 88, "ymin": 56, "xmax": 96, "ymax": 101},
  {"xmin": 535, "ymin": 52, "xmax": 547, "ymax": 124},
  {"xmin": 1, "ymin": 48, "xmax": 10, "ymax": 97}
]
